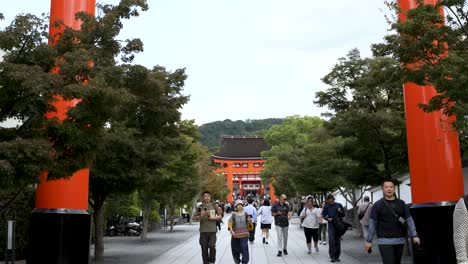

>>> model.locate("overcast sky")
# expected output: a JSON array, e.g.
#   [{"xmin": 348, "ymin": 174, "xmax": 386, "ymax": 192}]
[{"xmin": 1, "ymin": 0, "xmax": 392, "ymax": 125}]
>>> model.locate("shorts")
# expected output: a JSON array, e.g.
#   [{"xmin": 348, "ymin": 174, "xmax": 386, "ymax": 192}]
[{"xmin": 260, "ymin": 223, "xmax": 271, "ymax": 229}]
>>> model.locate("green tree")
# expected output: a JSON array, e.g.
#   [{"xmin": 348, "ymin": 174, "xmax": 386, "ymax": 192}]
[
  {"xmin": 157, "ymin": 121, "xmax": 204, "ymax": 232},
  {"xmin": 315, "ymin": 48, "xmax": 408, "ymax": 230},
  {"xmin": 124, "ymin": 65, "xmax": 189, "ymax": 241},
  {"xmin": 316, "ymin": 48, "xmax": 408, "ymax": 181},
  {"xmin": 89, "ymin": 125, "xmax": 142, "ymax": 260},
  {"xmin": 260, "ymin": 116, "xmax": 337, "ymax": 197}
]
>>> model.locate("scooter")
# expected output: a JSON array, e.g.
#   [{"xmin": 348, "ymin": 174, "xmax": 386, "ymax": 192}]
[{"xmin": 107, "ymin": 217, "xmax": 142, "ymax": 236}]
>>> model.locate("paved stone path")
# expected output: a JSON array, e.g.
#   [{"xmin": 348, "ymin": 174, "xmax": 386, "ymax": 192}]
[
  {"xmin": 147, "ymin": 214, "xmax": 412, "ymax": 264},
  {"xmin": 13, "ymin": 214, "xmax": 414, "ymax": 263}
]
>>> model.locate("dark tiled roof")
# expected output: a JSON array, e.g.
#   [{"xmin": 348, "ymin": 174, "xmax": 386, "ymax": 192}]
[{"xmin": 212, "ymin": 135, "xmax": 270, "ymax": 159}]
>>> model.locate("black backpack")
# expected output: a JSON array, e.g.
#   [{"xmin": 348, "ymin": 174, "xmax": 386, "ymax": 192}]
[{"xmin": 333, "ymin": 214, "xmax": 352, "ymax": 237}]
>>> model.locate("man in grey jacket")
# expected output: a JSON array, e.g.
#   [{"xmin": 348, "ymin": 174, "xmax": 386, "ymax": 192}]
[{"xmin": 454, "ymin": 196, "xmax": 468, "ymax": 264}]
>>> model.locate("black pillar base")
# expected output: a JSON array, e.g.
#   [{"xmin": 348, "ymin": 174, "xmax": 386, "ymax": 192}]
[
  {"xmin": 27, "ymin": 209, "xmax": 91, "ymax": 264},
  {"xmin": 410, "ymin": 203, "xmax": 456, "ymax": 264}
]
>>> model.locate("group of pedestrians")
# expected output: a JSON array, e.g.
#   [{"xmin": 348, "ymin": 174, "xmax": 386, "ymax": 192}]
[{"xmin": 195, "ymin": 179, "xmax": 426, "ymax": 264}]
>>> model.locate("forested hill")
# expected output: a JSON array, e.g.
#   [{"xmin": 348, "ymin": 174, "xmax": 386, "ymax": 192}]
[{"xmin": 198, "ymin": 118, "xmax": 283, "ymax": 150}]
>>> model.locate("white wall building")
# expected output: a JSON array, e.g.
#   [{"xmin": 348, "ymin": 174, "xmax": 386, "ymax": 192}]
[{"xmin": 332, "ymin": 160, "xmax": 468, "ymax": 209}]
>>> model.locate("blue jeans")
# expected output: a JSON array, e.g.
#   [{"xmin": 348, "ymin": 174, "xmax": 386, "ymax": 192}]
[{"xmin": 231, "ymin": 237, "xmax": 249, "ymax": 263}]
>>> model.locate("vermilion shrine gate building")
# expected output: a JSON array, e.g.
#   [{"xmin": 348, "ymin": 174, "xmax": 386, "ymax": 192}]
[{"xmin": 212, "ymin": 135, "xmax": 277, "ymax": 203}]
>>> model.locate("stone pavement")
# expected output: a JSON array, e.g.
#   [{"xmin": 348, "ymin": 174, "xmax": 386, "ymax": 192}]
[
  {"xmin": 12, "ymin": 214, "xmax": 413, "ymax": 263},
  {"xmin": 147, "ymin": 214, "xmax": 412, "ymax": 264}
]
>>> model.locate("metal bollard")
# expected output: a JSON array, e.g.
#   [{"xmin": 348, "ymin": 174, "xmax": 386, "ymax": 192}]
[{"xmin": 5, "ymin": 220, "xmax": 15, "ymax": 264}]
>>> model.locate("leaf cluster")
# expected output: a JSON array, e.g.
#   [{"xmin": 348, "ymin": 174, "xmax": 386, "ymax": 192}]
[{"xmin": 394, "ymin": 0, "xmax": 468, "ymax": 153}]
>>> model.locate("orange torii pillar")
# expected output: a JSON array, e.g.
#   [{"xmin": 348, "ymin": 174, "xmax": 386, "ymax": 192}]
[
  {"xmin": 398, "ymin": 1, "xmax": 464, "ymax": 263},
  {"xmin": 27, "ymin": 1, "xmax": 95, "ymax": 264}
]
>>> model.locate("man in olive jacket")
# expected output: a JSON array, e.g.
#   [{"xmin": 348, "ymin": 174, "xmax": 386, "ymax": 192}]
[{"xmin": 195, "ymin": 191, "xmax": 223, "ymax": 264}]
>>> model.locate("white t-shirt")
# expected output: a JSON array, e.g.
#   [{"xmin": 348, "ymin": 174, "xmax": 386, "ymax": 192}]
[
  {"xmin": 300, "ymin": 207, "xmax": 320, "ymax": 229},
  {"xmin": 257, "ymin": 205, "xmax": 273, "ymax": 224},
  {"xmin": 316, "ymin": 208, "xmax": 327, "ymax": 224}
]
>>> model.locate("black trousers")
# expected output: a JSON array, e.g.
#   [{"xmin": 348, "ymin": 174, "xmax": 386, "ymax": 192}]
[
  {"xmin": 378, "ymin": 244, "xmax": 404, "ymax": 264},
  {"xmin": 328, "ymin": 223, "xmax": 341, "ymax": 259},
  {"xmin": 199, "ymin": 232, "xmax": 217, "ymax": 264},
  {"xmin": 303, "ymin": 227, "xmax": 319, "ymax": 243}
]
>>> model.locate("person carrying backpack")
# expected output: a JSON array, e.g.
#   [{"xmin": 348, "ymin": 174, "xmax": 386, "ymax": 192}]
[
  {"xmin": 228, "ymin": 200, "xmax": 254, "ymax": 264},
  {"xmin": 358, "ymin": 196, "xmax": 373, "ymax": 240},
  {"xmin": 322, "ymin": 194, "xmax": 346, "ymax": 262},
  {"xmin": 195, "ymin": 191, "xmax": 223, "ymax": 264}
]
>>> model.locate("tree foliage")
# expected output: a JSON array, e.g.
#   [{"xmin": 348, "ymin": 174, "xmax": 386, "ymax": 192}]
[
  {"xmin": 316, "ymin": 48, "xmax": 408, "ymax": 182},
  {"xmin": 260, "ymin": 116, "xmax": 342, "ymax": 197},
  {"xmin": 392, "ymin": 0, "xmax": 468, "ymax": 154}
]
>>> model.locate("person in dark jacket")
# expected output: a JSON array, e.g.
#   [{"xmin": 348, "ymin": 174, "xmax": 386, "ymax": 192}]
[
  {"xmin": 365, "ymin": 179, "xmax": 420, "ymax": 264},
  {"xmin": 321, "ymin": 194, "xmax": 345, "ymax": 262}
]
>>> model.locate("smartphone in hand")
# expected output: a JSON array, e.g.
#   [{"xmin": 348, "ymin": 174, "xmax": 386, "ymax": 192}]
[{"xmin": 368, "ymin": 247, "xmax": 372, "ymax": 254}]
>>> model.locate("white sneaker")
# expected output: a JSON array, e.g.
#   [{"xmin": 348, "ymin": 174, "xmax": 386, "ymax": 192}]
[
  {"xmin": 307, "ymin": 249, "xmax": 311, "ymax": 254},
  {"xmin": 323, "ymin": 241, "xmax": 327, "ymax": 245},
  {"xmin": 315, "ymin": 246, "xmax": 319, "ymax": 253}
]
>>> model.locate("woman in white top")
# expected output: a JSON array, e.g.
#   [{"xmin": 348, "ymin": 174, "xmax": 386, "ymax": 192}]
[
  {"xmin": 257, "ymin": 199, "xmax": 273, "ymax": 244},
  {"xmin": 300, "ymin": 199, "xmax": 322, "ymax": 253}
]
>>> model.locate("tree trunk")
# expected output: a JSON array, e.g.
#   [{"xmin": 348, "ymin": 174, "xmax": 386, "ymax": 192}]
[
  {"xmin": 189, "ymin": 190, "xmax": 202, "ymax": 225},
  {"xmin": 338, "ymin": 186, "xmax": 363, "ymax": 236},
  {"xmin": 169, "ymin": 195, "xmax": 175, "ymax": 232},
  {"xmin": 141, "ymin": 196, "xmax": 152, "ymax": 241},
  {"xmin": 92, "ymin": 193, "xmax": 106, "ymax": 261}
]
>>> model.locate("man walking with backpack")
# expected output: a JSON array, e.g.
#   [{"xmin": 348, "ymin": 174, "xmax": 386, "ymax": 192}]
[
  {"xmin": 195, "ymin": 191, "xmax": 223, "ymax": 264},
  {"xmin": 358, "ymin": 196, "xmax": 373, "ymax": 240},
  {"xmin": 322, "ymin": 194, "xmax": 346, "ymax": 262},
  {"xmin": 364, "ymin": 180, "xmax": 420, "ymax": 264}
]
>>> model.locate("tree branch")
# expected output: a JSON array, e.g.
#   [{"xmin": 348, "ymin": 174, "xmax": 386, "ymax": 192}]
[{"xmin": 0, "ymin": 187, "xmax": 26, "ymax": 214}]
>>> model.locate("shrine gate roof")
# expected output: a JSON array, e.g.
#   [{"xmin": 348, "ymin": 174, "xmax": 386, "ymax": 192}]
[{"xmin": 212, "ymin": 135, "xmax": 270, "ymax": 160}]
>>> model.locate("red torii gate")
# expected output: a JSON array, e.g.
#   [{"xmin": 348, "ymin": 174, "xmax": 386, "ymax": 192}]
[
  {"xmin": 27, "ymin": 0, "xmax": 463, "ymax": 263},
  {"xmin": 28, "ymin": 1, "xmax": 94, "ymax": 263},
  {"xmin": 399, "ymin": 1, "xmax": 463, "ymax": 263}
]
